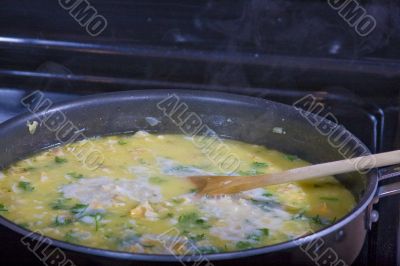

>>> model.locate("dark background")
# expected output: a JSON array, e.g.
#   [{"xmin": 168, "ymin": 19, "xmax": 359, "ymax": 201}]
[{"xmin": 0, "ymin": 0, "xmax": 399, "ymax": 94}]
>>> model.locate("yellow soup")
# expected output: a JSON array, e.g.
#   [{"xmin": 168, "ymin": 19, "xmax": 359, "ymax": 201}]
[{"xmin": 0, "ymin": 131, "xmax": 356, "ymax": 254}]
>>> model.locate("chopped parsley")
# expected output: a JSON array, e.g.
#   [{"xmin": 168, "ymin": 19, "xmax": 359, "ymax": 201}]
[
  {"xmin": 54, "ymin": 156, "xmax": 68, "ymax": 164},
  {"xmin": 18, "ymin": 181, "xmax": 34, "ymax": 192},
  {"xmin": 93, "ymin": 213, "xmax": 103, "ymax": 231},
  {"xmin": 195, "ymin": 218, "xmax": 208, "ymax": 226},
  {"xmin": 170, "ymin": 165, "xmax": 191, "ymax": 172},
  {"xmin": 252, "ymin": 162, "xmax": 269, "ymax": 168},
  {"xmin": 189, "ymin": 188, "xmax": 198, "ymax": 193},
  {"xmin": 247, "ymin": 233, "xmax": 261, "ymax": 241},
  {"xmin": 236, "ymin": 241, "xmax": 253, "ymax": 250},
  {"xmin": 138, "ymin": 158, "xmax": 146, "ymax": 164},
  {"xmin": 178, "ymin": 212, "xmax": 210, "ymax": 229},
  {"xmin": 259, "ymin": 228, "xmax": 269, "ymax": 236},
  {"xmin": 310, "ymin": 215, "xmax": 332, "ymax": 226},
  {"xmin": 70, "ymin": 203, "xmax": 89, "ymax": 215},
  {"xmin": 263, "ymin": 192, "xmax": 273, "ymax": 197},
  {"xmin": 187, "ymin": 233, "xmax": 205, "ymax": 242},
  {"xmin": 238, "ymin": 170, "xmax": 250, "ymax": 176},
  {"xmin": 163, "ymin": 212, "xmax": 174, "ymax": 219},
  {"xmin": 311, "ymin": 214, "xmax": 323, "ymax": 225},
  {"xmin": 0, "ymin": 204, "xmax": 8, "ymax": 212},
  {"xmin": 142, "ymin": 243, "xmax": 155, "ymax": 248},
  {"xmin": 172, "ymin": 198, "xmax": 185, "ymax": 204},
  {"xmin": 18, "ymin": 223, "xmax": 29, "ymax": 229},
  {"xmin": 239, "ymin": 169, "xmax": 263, "ymax": 176},
  {"xmin": 64, "ymin": 231, "xmax": 79, "ymax": 243},
  {"xmin": 118, "ymin": 140, "xmax": 128, "ymax": 145},
  {"xmin": 50, "ymin": 198, "xmax": 71, "ymax": 210},
  {"xmin": 285, "ymin": 154, "xmax": 299, "ymax": 161},
  {"xmin": 54, "ymin": 216, "xmax": 73, "ymax": 226},
  {"xmin": 197, "ymin": 246, "xmax": 220, "ymax": 254},
  {"xmin": 292, "ymin": 210, "xmax": 306, "ymax": 220},
  {"xmin": 240, "ymin": 162, "xmax": 269, "ymax": 176},
  {"xmin": 67, "ymin": 172, "xmax": 84, "ymax": 179},
  {"xmin": 246, "ymin": 228, "xmax": 269, "ymax": 242},
  {"xmin": 22, "ymin": 166, "xmax": 35, "ymax": 171}
]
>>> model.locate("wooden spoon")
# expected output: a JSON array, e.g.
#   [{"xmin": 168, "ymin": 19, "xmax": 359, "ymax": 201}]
[{"xmin": 189, "ymin": 150, "xmax": 400, "ymax": 196}]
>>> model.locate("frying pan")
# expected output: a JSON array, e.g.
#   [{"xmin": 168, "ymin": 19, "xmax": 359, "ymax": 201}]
[{"xmin": 0, "ymin": 90, "xmax": 399, "ymax": 266}]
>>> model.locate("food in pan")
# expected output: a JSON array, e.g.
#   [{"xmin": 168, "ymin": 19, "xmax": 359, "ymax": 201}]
[{"xmin": 0, "ymin": 131, "xmax": 355, "ymax": 254}]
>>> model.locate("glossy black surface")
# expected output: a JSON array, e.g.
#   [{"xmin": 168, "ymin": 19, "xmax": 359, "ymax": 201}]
[{"xmin": 0, "ymin": 0, "xmax": 400, "ymax": 93}]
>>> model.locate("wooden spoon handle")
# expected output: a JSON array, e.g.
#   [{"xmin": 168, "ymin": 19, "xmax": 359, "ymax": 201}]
[{"xmin": 255, "ymin": 150, "xmax": 400, "ymax": 187}]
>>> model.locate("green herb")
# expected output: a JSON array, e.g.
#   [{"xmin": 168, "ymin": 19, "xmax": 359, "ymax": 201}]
[
  {"xmin": 313, "ymin": 184, "xmax": 323, "ymax": 188},
  {"xmin": 65, "ymin": 231, "xmax": 78, "ymax": 243},
  {"xmin": 188, "ymin": 233, "xmax": 205, "ymax": 242},
  {"xmin": 263, "ymin": 192, "xmax": 273, "ymax": 197},
  {"xmin": 195, "ymin": 218, "xmax": 207, "ymax": 226},
  {"xmin": 285, "ymin": 155, "xmax": 299, "ymax": 161},
  {"xmin": 238, "ymin": 170, "xmax": 250, "ymax": 176},
  {"xmin": 252, "ymin": 162, "xmax": 269, "ymax": 168},
  {"xmin": 163, "ymin": 212, "xmax": 174, "ymax": 219},
  {"xmin": 174, "ymin": 165, "xmax": 190, "ymax": 171},
  {"xmin": 189, "ymin": 188, "xmax": 198, "ymax": 193},
  {"xmin": 50, "ymin": 198, "xmax": 71, "ymax": 210},
  {"xmin": 178, "ymin": 212, "xmax": 209, "ymax": 229},
  {"xmin": 142, "ymin": 243, "xmax": 155, "ymax": 248},
  {"xmin": 170, "ymin": 165, "xmax": 196, "ymax": 172},
  {"xmin": 18, "ymin": 181, "xmax": 34, "ymax": 192},
  {"xmin": 0, "ymin": 204, "xmax": 8, "ymax": 212},
  {"xmin": 197, "ymin": 246, "xmax": 220, "ymax": 254},
  {"xmin": 319, "ymin": 196, "xmax": 339, "ymax": 202},
  {"xmin": 238, "ymin": 169, "xmax": 264, "ymax": 176},
  {"xmin": 246, "ymin": 233, "xmax": 261, "ymax": 241},
  {"xmin": 54, "ymin": 156, "xmax": 68, "ymax": 164},
  {"xmin": 236, "ymin": 241, "xmax": 253, "ymax": 250},
  {"xmin": 310, "ymin": 215, "xmax": 331, "ymax": 226},
  {"xmin": 18, "ymin": 223, "xmax": 29, "ymax": 229},
  {"xmin": 70, "ymin": 203, "xmax": 89, "ymax": 215},
  {"xmin": 239, "ymin": 164, "xmax": 266, "ymax": 176},
  {"xmin": 149, "ymin": 176, "xmax": 167, "ymax": 184},
  {"xmin": 93, "ymin": 213, "xmax": 103, "ymax": 231},
  {"xmin": 118, "ymin": 140, "xmax": 128, "ymax": 145},
  {"xmin": 22, "ymin": 166, "xmax": 35, "ymax": 171},
  {"xmin": 311, "ymin": 215, "xmax": 323, "ymax": 225},
  {"xmin": 54, "ymin": 216, "xmax": 73, "ymax": 226},
  {"xmin": 172, "ymin": 198, "xmax": 185, "ymax": 204},
  {"xmin": 178, "ymin": 212, "xmax": 198, "ymax": 224},
  {"xmin": 259, "ymin": 228, "xmax": 269, "ymax": 236},
  {"xmin": 292, "ymin": 211, "xmax": 306, "ymax": 220},
  {"xmin": 67, "ymin": 172, "xmax": 84, "ymax": 179}
]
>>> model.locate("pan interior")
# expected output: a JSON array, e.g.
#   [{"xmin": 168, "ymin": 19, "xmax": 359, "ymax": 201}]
[{"xmin": 0, "ymin": 90, "xmax": 373, "ymax": 258}]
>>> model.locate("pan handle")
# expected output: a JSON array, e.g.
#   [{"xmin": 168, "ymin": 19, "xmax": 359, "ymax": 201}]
[
  {"xmin": 378, "ymin": 182, "xmax": 400, "ymax": 198},
  {"xmin": 377, "ymin": 165, "xmax": 400, "ymax": 198},
  {"xmin": 366, "ymin": 165, "xmax": 400, "ymax": 229}
]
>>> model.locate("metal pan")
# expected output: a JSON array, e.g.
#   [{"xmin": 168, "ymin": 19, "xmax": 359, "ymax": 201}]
[{"xmin": 0, "ymin": 90, "xmax": 399, "ymax": 266}]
